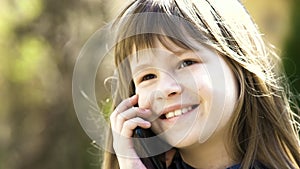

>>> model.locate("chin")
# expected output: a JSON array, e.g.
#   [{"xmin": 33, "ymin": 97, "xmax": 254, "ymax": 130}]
[{"xmin": 163, "ymin": 133, "xmax": 200, "ymax": 148}]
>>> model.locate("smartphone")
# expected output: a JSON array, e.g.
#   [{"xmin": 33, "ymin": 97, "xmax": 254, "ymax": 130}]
[{"xmin": 133, "ymin": 127, "xmax": 167, "ymax": 169}]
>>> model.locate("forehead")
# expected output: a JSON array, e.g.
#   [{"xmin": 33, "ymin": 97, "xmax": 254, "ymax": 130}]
[
  {"xmin": 129, "ymin": 36, "xmax": 189, "ymax": 62},
  {"xmin": 129, "ymin": 46, "xmax": 186, "ymax": 76},
  {"xmin": 128, "ymin": 34, "xmax": 212, "ymax": 61},
  {"xmin": 128, "ymin": 36, "xmax": 216, "ymax": 74}
]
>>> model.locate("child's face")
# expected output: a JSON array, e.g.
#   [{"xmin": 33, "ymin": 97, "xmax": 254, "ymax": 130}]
[{"xmin": 129, "ymin": 38, "xmax": 238, "ymax": 147}]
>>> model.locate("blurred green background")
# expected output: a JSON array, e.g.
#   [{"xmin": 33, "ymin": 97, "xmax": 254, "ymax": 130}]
[{"xmin": 0, "ymin": 0, "xmax": 299, "ymax": 169}]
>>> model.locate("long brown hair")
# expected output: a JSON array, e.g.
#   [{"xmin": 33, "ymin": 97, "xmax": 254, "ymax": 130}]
[{"xmin": 102, "ymin": 0, "xmax": 300, "ymax": 168}]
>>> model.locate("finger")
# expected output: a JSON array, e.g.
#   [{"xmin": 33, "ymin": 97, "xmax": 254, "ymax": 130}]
[
  {"xmin": 111, "ymin": 95, "xmax": 138, "ymax": 118},
  {"xmin": 121, "ymin": 117, "xmax": 151, "ymax": 137},
  {"xmin": 121, "ymin": 107, "xmax": 152, "ymax": 120},
  {"xmin": 115, "ymin": 107, "xmax": 151, "ymax": 132},
  {"xmin": 110, "ymin": 95, "xmax": 138, "ymax": 127}
]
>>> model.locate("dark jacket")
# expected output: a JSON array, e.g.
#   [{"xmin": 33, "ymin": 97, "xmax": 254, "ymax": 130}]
[{"xmin": 168, "ymin": 151, "xmax": 268, "ymax": 169}]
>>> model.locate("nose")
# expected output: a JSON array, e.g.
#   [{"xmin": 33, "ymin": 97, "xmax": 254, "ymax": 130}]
[{"xmin": 154, "ymin": 73, "xmax": 182, "ymax": 99}]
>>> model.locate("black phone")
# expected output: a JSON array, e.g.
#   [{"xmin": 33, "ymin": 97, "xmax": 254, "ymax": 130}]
[{"xmin": 133, "ymin": 127, "xmax": 168, "ymax": 169}]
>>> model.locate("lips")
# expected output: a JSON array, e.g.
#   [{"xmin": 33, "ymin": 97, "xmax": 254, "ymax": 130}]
[{"xmin": 159, "ymin": 104, "xmax": 199, "ymax": 119}]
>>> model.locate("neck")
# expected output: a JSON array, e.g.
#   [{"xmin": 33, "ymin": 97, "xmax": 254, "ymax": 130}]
[{"xmin": 179, "ymin": 128, "xmax": 237, "ymax": 169}]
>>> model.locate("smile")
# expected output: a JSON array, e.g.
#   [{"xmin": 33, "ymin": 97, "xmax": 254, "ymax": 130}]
[{"xmin": 160, "ymin": 104, "xmax": 199, "ymax": 119}]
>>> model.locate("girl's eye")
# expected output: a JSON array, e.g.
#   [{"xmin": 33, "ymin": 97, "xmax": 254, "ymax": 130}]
[
  {"xmin": 179, "ymin": 59, "xmax": 197, "ymax": 68},
  {"xmin": 141, "ymin": 73, "xmax": 156, "ymax": 82}
]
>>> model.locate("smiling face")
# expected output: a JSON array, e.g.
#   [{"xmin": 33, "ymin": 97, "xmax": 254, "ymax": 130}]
[{"xmin": 129, "ymin": 37, "xmax": 238, "ymax": 147}]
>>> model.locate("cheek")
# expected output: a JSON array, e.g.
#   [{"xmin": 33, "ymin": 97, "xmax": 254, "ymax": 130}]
[
  {"xmin": 136, "ymin": 87, "xmax": 151, "ymax": 108},
  {"xmin": 192, "ymin": 72, "xmax": 212, "ymax": 100}
]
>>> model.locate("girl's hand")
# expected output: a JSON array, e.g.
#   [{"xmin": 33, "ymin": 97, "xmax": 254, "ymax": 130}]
[{"xmin": 110, "ymin": 95, "xmax": 151, "ymax": 169}]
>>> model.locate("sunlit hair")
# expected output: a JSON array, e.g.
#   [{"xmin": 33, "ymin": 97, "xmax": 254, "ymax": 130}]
[{"xmin": 102, "ymin": 0, "xmax": 300, "ymax": 168}]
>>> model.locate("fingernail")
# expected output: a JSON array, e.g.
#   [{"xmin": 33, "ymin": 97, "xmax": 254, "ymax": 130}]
[
  {"xmin": 143, "ymin": 121, "xmax": 151, "ymax": 126},
  {"xmin": 131, "ymin": 95, "xmax": 138, "ymax": 99},
  {"xmin": 129, "ymin": 95, "xmax": 138, "ymax": 104}
]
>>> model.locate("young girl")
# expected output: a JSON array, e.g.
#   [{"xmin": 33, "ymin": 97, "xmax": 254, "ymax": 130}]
[{"xmin": 102, "ymin": 0, "xmax": 300, "ymax": 168}]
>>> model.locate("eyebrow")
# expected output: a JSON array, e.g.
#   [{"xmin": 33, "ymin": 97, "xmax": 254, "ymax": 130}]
[
  {"xmin": 131, "ymin": 64, "xmax": 152, "ymax": 76},
  {"xmin": 171, "ymin": 48, "xmax": 187, "ymax": 56},
  {"xmin": 131, "ymin": 48, "xmax": 189, "ymax": 74}
]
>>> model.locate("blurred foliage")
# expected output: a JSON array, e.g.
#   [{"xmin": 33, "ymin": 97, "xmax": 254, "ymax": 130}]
[
  {"xmin": 0, "ymin": 0, "xmax": 298, "ymax": 169},
  {"xmin": 283, "ymin": 0, "xmax": 300, "ymax": 94},
  {"xmin": 246, "ymin": 0, "xmax": 300, "ymax": 101},
  {"xmin": 0, "ymin": 0, "xmax": 117, "ymax": 168},
  {"xmin": 245, "ymin": 0, "xmax": 291, "ymax": 49}
]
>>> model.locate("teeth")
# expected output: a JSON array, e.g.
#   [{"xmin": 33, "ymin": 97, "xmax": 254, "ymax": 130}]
[
  {"xmin": 164, "ymin": 106, "xmax": 194, "ymax": 119},
  {"xmin": 165, "ymin": 112, "xmax": 174, "ymax": 119},
  {"xmin": 174, "ymin": 109, "xmax": 182, "ymax": 116},
  {"xmin": 182, "ymin": 107, "xmax": 188, "ymax": 114}
]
